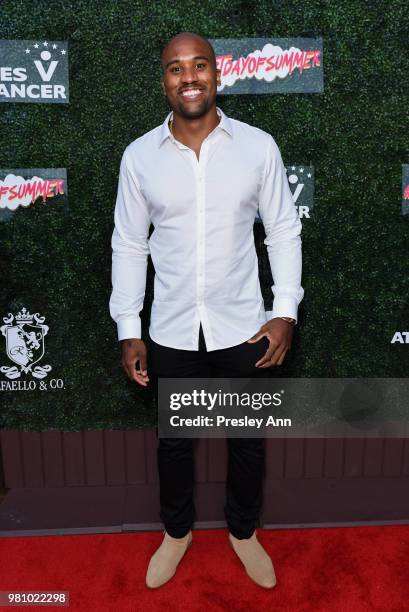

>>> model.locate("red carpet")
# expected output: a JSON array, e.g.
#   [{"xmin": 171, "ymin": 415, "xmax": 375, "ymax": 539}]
[{"xmin": 1, "ymin": 526, "xmax": 409, "ymax": 611}]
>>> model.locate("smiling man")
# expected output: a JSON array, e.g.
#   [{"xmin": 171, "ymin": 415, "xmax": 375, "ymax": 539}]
[{"xmin": 110, "ymin": 32, "xmax": 303, "ymax": 589}]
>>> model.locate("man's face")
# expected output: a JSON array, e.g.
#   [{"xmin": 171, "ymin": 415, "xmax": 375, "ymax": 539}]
[{"xmin": 161, "ymin": 37, "xmax": 221, "ymax": 120}]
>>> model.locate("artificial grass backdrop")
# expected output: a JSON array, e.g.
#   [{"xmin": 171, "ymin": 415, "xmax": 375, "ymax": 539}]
[{"xmin": 0, "ymin": 0, "xmax": 408, "ymax": 430}]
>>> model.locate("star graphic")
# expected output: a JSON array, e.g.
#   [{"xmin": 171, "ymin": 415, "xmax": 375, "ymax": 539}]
[
  {"xmin": 299, "ymin": 167, "xmax": 304, "ymax": 173},
  {"xmin": 291, "ymin": 166, "xmax": 296, "ymax": 171},
  {"xmin": 61, "ymin": 49, "xmax": 66, "ymax": 55},
  {"xmin": 307, "ymin": 173, "xmax": 312, "ymax": 178},
  {"xmin": 52, "ymin": 44, "xmax": 57, "ymax": 49},
  {"xmin": 34, "ymin": 43, "xmax": 39, "ymax": 49},
  {"xmin": 43, "ymin": 41, "xmax": 48, "ymax": 47},
  {"xmin": 25, "ymin": 49, "xmax": 30, "ymax": 54}
]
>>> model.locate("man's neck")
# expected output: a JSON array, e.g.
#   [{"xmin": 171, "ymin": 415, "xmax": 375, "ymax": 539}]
[{"xmin": 170, "ymin": 106, "xmax": 220, "ymax": 148}]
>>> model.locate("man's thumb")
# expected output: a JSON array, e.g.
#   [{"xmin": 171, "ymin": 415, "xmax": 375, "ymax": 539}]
[
  {"xmin": 247, "ymin": 334, "xmax": 261, "ymax": 343},
  {"xmin": 138, "ymin": 353, "xmax": 148, "ymax": 374}
]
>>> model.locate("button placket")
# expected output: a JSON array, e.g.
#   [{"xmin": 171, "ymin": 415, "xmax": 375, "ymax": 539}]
[{"xmin": 196, "ymin": 143, "xmax": 208, "ymax": 310}]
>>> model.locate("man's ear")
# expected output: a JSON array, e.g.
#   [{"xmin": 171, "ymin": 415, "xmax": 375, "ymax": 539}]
[
  {"xmin": 216, "ymin": 68, "xmax": 221, "ymax": 87},
  {"xmin": 161, "ymin": 80, "xmax": 166, "ymax": 95}
]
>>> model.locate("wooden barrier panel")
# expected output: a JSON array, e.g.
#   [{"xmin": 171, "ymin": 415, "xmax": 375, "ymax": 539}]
[{"xmin": 1, "ymin": 430, "xmax": 409, "ymax": 535}]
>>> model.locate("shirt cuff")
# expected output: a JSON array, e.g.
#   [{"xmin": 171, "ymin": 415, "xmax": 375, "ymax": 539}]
[
  {"xmin": 117, "ymin": 318, "xmax": 142, "ymax": 341},
  {"xmin": 267, "ymin": 297, "xmax": 299, "ymax": 324}
]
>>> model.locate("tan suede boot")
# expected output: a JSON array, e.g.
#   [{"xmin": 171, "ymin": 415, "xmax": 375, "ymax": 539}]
[
  {"xmin": 145, "ymin": 530, "xmax": 192, "ymax": 589},
  {"xmin": 229, "ymin": 530, "xmax": 276, "ymax": 589}
]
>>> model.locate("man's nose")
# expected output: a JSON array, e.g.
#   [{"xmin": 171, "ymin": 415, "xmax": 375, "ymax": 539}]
[{"xmin": 181, "ymin": 66, "xmax": 198, "ymax": 83}]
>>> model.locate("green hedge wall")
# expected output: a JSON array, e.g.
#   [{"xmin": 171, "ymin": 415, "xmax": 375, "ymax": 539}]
[{"xmin": 1, "ymin": 0, "xmax": 408, "ymax": 431}]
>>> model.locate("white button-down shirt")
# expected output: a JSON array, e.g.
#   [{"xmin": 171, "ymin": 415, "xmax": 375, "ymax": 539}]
[{"xmin": 110, "ymin": 107, "xmax": 303, "ymax": 351}]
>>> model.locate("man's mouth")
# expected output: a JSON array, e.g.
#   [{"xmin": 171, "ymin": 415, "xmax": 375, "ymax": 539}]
[{"xmin": 179, "ymin": 88, "xmax": 204, "ymax": 100}]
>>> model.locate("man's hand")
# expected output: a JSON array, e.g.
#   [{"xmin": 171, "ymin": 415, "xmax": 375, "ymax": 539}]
[
  {"xmin": 247, "ymin": 318, "xmax": 294, "ymax": 368},
  {"xmin": 121, "ymin": 338, "xmax": 150, "ymax": 386}
]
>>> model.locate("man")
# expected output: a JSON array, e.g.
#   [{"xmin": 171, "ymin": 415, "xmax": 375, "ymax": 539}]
[{"xmin": 110, "ymin": 32, "xmax": 303, "ymax": 589}]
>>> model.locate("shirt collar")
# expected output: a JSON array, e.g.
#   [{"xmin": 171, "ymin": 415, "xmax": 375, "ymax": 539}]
[{"xmin": 158, "ymin": 106, "xmax": 233, "ymax": 146}]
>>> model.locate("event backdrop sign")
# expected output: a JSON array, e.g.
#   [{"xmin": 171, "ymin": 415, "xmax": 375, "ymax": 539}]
[
  {"xmin": 1, "ymin": 2, "xmax": 408, "ymax": 433},
  {"xmin": 402, "ymin": 165, "xmax": 409, "ymax": 215},
  {"xmin": 0, "ymin": 40, "xmax": 69, "ymax": 103},
  {"xmin": 1, "ymin": 307, "xmax": 52, "ymax": 385},
  {"xmin": 209, "ymin": 37, "xmax": 323, "ymax": 94},
  {"xmin": 0, "ymin": 303, "xmax": 66, "ymax": 393},
  {"xmin": 255, "ymin": 164, "xmax": 314, "ymax": 222},
  {"xmin": 391, "ymin": 331, "xmax": 409, "ymax": 344},
  {"xmin": 0, "ymin": 168, "xmax": 67, "ymax": 222}
]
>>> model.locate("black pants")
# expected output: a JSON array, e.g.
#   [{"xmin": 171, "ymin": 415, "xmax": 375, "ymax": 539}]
[{"xmin": 148, "ymin": 324, "xmax": 271, "ymax": 540}]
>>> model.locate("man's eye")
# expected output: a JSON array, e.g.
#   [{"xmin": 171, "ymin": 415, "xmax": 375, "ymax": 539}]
[
  {"xmin": 171, "ymin": 66, "xmax": 180, "ymax": 73},
  {"xmin": 196, "ymin": 63, "xmax": 206, "ymax": 69}
]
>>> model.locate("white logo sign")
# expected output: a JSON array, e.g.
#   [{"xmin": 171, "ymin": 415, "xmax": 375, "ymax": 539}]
[
  {"xmin": 391, "ymin": 332, "xmax": 409, "ymax": 344},
  {"xmin": 255, "ymin": 164, "xmax": 314, "ymax": 223},
  {"xmin": 0, "ymin": 308, "xmax": 51, "ymax": 379},
  {"xmin": 0, "ymin": 39, "xmax": 69, "ymax": 103}
]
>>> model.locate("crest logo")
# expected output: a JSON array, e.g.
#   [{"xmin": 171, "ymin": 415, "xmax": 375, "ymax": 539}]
[{"xmin": 0, "ymin": 308, "xmax": 52, "ymax": 379}]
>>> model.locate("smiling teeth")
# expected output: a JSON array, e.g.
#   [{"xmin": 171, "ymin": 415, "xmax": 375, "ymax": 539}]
[{"xmin": 181, "ymin": 89, "xmax": 201, "ymax": 97}]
